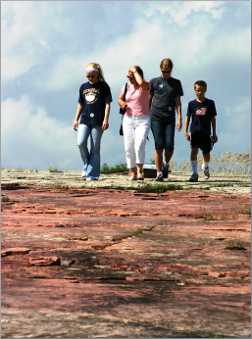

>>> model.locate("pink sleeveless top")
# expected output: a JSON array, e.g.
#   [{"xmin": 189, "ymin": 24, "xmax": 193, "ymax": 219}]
[{"xmin": 120, "ymin": 82, "xmax": 150, "ymax": 116}]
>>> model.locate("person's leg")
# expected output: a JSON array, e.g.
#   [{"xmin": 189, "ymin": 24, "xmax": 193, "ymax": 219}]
[
  {"xmin": 134, "ymin": 116, "xmax": 150, "ymax": 179},
  {"xmin": 189, "ymin": 132, "xmax": 199, "ymax": 181},
  {"xmin": 151, "ymin": 119, "xmax": 164, "ymax": 180},
  {"xmin": 86, "ymin": 126, "xmax": 103, "ymax": 179},
  {"xmin": 201, "ymin": 135, "xmax": 212, "ymax": 178},
  {"xmin": 123, "ymin": 114, "xmax": 137, "ymax": 179},
  {"xmin": 77, "ymin": 124, "xmax": 91, "ymax": 177},
  {"xmin": 191, "ymin": 147, "xmax": 199, "ymax": 172},
  {"xmin": 163, "ymin": 121, "xmax": 175, "ymax": 178}
]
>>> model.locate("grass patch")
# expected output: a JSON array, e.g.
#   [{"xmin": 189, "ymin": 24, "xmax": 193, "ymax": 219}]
[
  {"xmin": 137, "ymin": 183, "xmax": 183, "ymax": 193},
  {"xmin": 225, "ymin": 240, "xmax": 247, "ymax": 251},
  {"xmin": 101, "ymin": 163, "xmax": 127, "ymax": 174},
  {"xmin": 238, "ymin": 207, "xmax": 251, "ymax": 216},
  {"xmin": 200, "ymin": 212, "xmax": 216, "ymax": 221},
  {"xmin": 48, "ymin": 166, "xmax": 63, "ymax": 173}
]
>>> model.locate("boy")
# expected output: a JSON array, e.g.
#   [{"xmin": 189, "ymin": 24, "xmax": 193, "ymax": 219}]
[{"xmin": 184, "ymin": 80, "xmax": 218, "ymax": 182}]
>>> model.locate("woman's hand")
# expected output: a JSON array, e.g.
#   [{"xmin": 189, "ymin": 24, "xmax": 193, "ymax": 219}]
[
  {"xmin": 184, "ymin": 132, "xmax": 191, "ymax": 141},
  {"xmin": 119, "ymin": 101, "xmax": 127, "ymax": 109},
  {"xmin": 102, "ymin": 119, "xmax": 109, "ymax": 130},
  {"xmin": 72, "ymin": 120, "xmax": 79, "ymax": 131}
]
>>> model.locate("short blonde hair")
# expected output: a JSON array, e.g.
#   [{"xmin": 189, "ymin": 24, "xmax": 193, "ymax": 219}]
[{"xmin": 85, "ymin": 62, "xmax": 105, "ymax": 82}]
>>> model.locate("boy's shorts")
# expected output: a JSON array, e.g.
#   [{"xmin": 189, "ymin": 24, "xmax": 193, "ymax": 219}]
[{"xmin": 191, "ymin": 131, "xmax": 212, "ymax": 154}]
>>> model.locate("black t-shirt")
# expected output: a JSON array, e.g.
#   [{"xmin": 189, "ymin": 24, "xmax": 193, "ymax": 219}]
[
  {"xmin": 78, "ymin": 81, "xmax": 112, "ymax": 126},
  {"xmin": 150, "ymin": 76, "xmax": 183, "ymax": 122},
  {"xmin": 187, "ymin": 98, "xmax": 217, "ymax": 135}
]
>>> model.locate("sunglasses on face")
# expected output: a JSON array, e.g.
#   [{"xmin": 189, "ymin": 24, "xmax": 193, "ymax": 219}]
[
  {"xmin": 161, "ymin": 70, "xmax": 171, "ymax": 74},
  {"xmin": 127, "ymin": 75, "xmax": 134, "ymax": 80},
  {"xmin": 87, "ymin": 74, "xmax": 96, "ymax": 79}
]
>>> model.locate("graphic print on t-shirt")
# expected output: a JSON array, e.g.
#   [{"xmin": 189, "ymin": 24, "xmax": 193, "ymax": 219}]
[
  {"xmin": 195, "ymin": 107, "xmax": 207, "ymax": 116},
  {"xmin": 83, "ymin": 88, "xmax": 100, "ymax": 104}
]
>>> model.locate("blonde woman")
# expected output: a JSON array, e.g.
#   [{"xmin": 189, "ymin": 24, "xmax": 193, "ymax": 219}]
[
  {"xmin": 118, "ymin": 65, "xmax": 150, "ymax": 180},
  {"xmin": 72, "ymin": 63, "xmax": 112, "ymax": 180}
]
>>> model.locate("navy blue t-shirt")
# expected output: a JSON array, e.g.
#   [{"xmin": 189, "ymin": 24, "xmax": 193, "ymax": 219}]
[
  {"xmin": 150, "ymin": 76, "xmax": 183, "ymax": 123},
  {"xmin": 187, "ymin": 98, "xmax": 217, "ymax": 135},
  {"xmin": 78, "ymin": 81, "xmax": 112, "ymax": 126}
]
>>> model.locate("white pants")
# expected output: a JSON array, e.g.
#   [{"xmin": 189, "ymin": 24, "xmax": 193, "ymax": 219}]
[{"xmin": 123, "ymin": 114, "xmax": 150, "ymax": 168}]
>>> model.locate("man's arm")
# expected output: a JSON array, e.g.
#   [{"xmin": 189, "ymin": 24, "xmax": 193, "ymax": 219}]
[{"xmin": 175, "ymin": 96, "xmax": 182, "ymax": 130}]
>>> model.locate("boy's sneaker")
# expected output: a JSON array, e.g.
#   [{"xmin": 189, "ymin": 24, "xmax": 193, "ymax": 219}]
[
  {"xmin": 162, "ymin": 163, "xmax": 169, "ymax": 179},
  {"xmin": 203, "ymin": 167, "xmax": 210, "ymax": 179},
  {"xmin": 81, "ymin": 170, "xmax": 86, "ymax": 178},
  {"xmin": 189, "ymin": 173, "xmax": 199, "ymax": 182},
  {"xmin": 86, "ymin": 176, "xmax": 99, "ymax": 181},
  {"xmin": 155, "ymin": 172, "xmax": 164, "ymax": 182}
]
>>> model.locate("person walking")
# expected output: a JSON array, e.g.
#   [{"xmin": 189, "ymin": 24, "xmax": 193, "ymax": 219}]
[
  {"xmin": 72, "ymin": 62, "xmax": 112, "ymax": 180},
  {"xmin": 150, "ymin": 58, "xmax": 184, "ymax": 181},
  {"xmin": 118, "ymin": 65, "xmax": 150, "ymax": 180},
  {"xmin": 184, "ymin": 80, "xmax": 218, "ymax": 182}
]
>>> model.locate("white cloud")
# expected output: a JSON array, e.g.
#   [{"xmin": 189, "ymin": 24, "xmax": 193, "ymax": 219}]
[
  {"xmin": 1, "ymin": 95, "xmax": 126, "ymax": 169},
  {"xmin": 219, "ymin": 96, "xmax": 250, "ymax": 151},
  {"xmin": 144, "ymin": 1, "xmax": 225, "ymax": 25},
  {"xmin": 45, "ymin": 23, "xmax": 164, "ymax": 91},
  {"xmin": 45, "ymin": 2, "xmax": 249, "ymax": 93},
  {"xmin": 1, "ymin": 1, "xmax": 66, "ymax": 82},
  {"xmin": 1, "ymin": 96, "xmax": 78, "ymax": 169}
]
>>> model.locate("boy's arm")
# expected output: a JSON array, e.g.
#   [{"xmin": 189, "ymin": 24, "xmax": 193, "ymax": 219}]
[
  {"xmin": 175, "ymin": 96, "xmax": 182, "ymax": 130},
  {"xmin": 184, "ymin": 116, "xmax": 191, "ymax": 140},
  {"xmin": 211, "ymin": 116, "xmax": 218, "ymax": 143}
]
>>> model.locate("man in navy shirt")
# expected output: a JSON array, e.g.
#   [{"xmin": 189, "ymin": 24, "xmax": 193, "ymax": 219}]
[
  {"xmin": 72, "ymin": 63, "xmax": 112, "ymax": 180},
  {"xmin": 184, "ymin": 80, "xmax": 218, "ymax": 182},
  {"xmin": 150, "ymin": 58, "xmax": 183, "ymax": 181}
]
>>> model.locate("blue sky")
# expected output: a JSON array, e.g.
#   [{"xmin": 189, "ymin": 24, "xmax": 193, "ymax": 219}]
[{"xmin": 1, "ymin": 0, "xmax": 251, "ymax": 170}]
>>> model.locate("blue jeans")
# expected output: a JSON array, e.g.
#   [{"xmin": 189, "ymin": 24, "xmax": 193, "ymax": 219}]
[
  {"xmin": 77, "ymin": 124, "xmax": 103, "ymax": 178},
  {"xmin": 151, "ymin": 119, "xmax": 175, "ymax": 151}
]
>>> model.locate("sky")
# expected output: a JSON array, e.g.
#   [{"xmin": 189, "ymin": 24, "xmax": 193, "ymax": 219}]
[{"xmin": 1, "ymin": 0, "xmax": 251, "ymax": 170}]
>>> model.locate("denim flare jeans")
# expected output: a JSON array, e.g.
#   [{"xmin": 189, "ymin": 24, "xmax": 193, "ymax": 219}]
[{"xmin": 77, "ymin": 124, "xmax": 103, "ymax": 179}]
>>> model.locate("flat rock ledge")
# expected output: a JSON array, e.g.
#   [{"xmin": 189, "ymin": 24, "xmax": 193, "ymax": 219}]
[{"xmin": 1, "ymin": 170, "xmax": 251, "ymax": 338}]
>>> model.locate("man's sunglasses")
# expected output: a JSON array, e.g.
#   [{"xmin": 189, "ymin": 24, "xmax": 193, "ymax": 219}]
[{"xmin": 161, "ymin": 70, "xmax": 171, "ymax": 74}]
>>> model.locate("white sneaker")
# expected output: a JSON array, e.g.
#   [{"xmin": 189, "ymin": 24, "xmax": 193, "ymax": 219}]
[
  {"xmin": 81, "ymin": 170, "xmax": 86, "ymax": 178},
  {"xmin": 204, "ymin": 167, "xmax": 210, "ymax": 179},
  {"xmin": 86, "ymin": 176, "xmax": 99, "ymax": 181}
]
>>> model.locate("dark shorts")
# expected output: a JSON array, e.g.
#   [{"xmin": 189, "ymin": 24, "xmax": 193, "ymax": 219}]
[
  {"xmin": 191, "ymin": 131, "xmax": 212, "ymax": 154},
  {"xmin": 151, "ymin": 119, "xmax": 175, "ymax": 151}
]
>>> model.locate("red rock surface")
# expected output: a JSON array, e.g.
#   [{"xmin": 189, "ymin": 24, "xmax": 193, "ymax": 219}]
[{"xmin": 1, "ymin": 185, "xmax": 251, "ymax": 338}]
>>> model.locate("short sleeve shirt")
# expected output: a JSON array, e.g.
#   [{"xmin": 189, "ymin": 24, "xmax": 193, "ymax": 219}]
[
  {"xmin": 120, "ymin": 82, "xmax": 150, "ymax": 116},
  {"xmin": 150, "ymin": 76, "xmax": 183, "ymax": 122},
  {"xmin": 78, "ymin": 81, "xmax": 112, "ymax": 126},
  {"xmin": 187, "ymin": 98, "xmax": 217, "ymax": 135}
]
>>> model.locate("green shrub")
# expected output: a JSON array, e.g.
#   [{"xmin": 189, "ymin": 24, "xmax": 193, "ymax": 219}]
[{"xmin": 101, "ymin": 163, "xmax": 127, "ymax": 174}]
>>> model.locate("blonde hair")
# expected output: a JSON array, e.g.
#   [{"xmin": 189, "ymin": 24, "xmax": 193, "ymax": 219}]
[{"xmin": 86, "ymin": 62, "xmax": 105, "ymax": 82}]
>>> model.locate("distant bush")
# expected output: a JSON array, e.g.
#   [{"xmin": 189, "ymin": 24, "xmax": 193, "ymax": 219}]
[
  {"xmin": 173, "ymin": 152, "xmax": 250, "ymax": 175},
  {"xmin": 101, "ymin": 163, "xmax": 127, "ymax": 174},
  {"xmin": 48, "ymin": 166, "xmax": 62, "ymax": 173}
]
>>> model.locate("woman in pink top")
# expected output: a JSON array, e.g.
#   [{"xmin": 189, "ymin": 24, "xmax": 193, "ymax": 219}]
[{"xmin": 118, "ymin": 65, "xmax": 150, "ymax": 180}]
